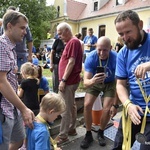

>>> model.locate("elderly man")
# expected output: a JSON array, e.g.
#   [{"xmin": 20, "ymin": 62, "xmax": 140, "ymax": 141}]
[
  {"xmin": 0, "ymin": 10, "xmax": 34, "ymax": 149},
  {"xmin": 54, "ymin": 22, "xmax": 83, "ymax": 145},
  {"xmin": 80, "ymin": 36, "xmax": 118, "ymax": 148}
]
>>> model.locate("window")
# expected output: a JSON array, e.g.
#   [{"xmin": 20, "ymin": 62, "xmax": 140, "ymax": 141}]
[
  {"xmin": 81, "ymin": 27, "xmax": 87, "ymax": 40},
  {"xmin": 57, "ymin": 6, "xmax": 60, "ymax": 18},
  {"xmin": 94, "ymin": 2, "xmax": 98, "ymax": 11},
  {"xmin": 116, "ymin": 0, "xmax": 123, "ymax": 5},
  {"xmin": 116, "ymin": 0, "xmax": 128, "ymax": 5},
  {"xmin": 98, "ymin": 25, "xmax": 106, "ymax": 38}
]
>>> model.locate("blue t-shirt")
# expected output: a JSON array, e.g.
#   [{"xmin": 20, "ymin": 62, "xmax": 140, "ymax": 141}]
[
  {"xmin": 84, "ymin": 50, "xmax": 117, "ymax": 83},
  {"xmin": 115, "ymin": 33, "xmax": 150, "ymax": 111},
  {"xmin": 83, "ymin": 35, "xmax": 98, "ymax": 53},
  {"xmin": 32, "ymin": 58, "xmax": 39, "ymax": 66},
  {"xmin": 16, "ymin": 26, "xmax": 33, "ymax": 57},
  {"xmin": 39, "ymin": 77, "xmax": 49, "ymax": 92},
  {"xmin": 26, "ymin": 122, "xmax": 50, "ymax": 150}
]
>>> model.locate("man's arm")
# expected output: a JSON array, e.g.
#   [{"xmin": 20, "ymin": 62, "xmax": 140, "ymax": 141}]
[
  {"xmin": 27, "ymin": 41, "xmax": 33, "ymax": 62},
  {"xmin": 59, "ymin": 57, "xmax": 75, "ymax": 92},
  {"xmin": 49, "ymin": 50, "xmax": 55, "ymax": 72},
  {"xmin": 84, "ymin": 71, "xmax": 105, "ymax": 88},
  {"xmin": 116, "ymin": 79, "xmax": 129, "ymax": 104},
  {"xmin": 116, "ymin": 79, "xmax": 143, "ymax": 125},
  {"xmin": 26, "ymin": 26, "xmax": 33, "ymax": 62},
  {"xmin": 134, "ymin": 62, "xmax": 150, "ymax": 79},
  {"xmin": 0, "ymin": 71, "xmax": 34, "ymax": 128}
]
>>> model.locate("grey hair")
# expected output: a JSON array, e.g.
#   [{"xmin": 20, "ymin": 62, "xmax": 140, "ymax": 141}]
[
  {"xmin": 2, "ymin": 10, "xmax": 28, "ymax": 31},
  {"xmin": 57, "ymin": 22, "xmax": 72, "ymax": 32}
]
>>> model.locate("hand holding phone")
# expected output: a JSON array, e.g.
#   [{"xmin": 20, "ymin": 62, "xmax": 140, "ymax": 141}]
[{"xmin": 96, "ymin": 66, "xmax": 105, "ymax": 73}]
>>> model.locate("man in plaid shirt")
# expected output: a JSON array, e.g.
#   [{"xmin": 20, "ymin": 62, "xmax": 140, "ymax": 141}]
[{"xmin": 0, "ymin": 10, "xmax": 34, "ymax": 149}]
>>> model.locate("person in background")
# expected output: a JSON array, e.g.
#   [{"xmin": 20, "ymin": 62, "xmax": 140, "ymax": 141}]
[
  {"xmin": 26, "ymin": 93, "xmax": 66, "ymax": 150},
  {"xmin": 37, "ymin": 65, "xmax": 49, "ymax": 102},
  {"xmin": 0, "ymin": 10, "xmax": 34, "ymax": 150},
  {"xmin": 32, "ymin": 45, "xmax": 36, "ymax": 54},
  {"xmin": 32, "ymin": 54, "xmax": 39, "ymax": 66},
  {"xmin": 18, "ymin": 62, "xmax": 39, "ymax": 115},
  {"xmin": 83, "ymin": 28, "xmax": 98, "ymax": 62},
  {"xmin": 80, "ymin": 36, "xmax": 118, "ymax": 149},
  {"xmin": 54, "ymin": 22, "xmax": 83, "ymax": 145},
  {"xmin": 115, "ymin": 36, "xmax": 124, "ymax": 53},
  {"xmin": 113, "ymin": 10, "xmax": 150, "ymax": 150},
  {"xmin": 50, "ymin": 35, "xmax": 65, "ymax": 93},
  {"xmin": 47, "ymin": 32, "xmax": 51, "ymax": 39},
  {"xmin": 75, "ymin": 33, "xmax": 84, "ymax": 53},
  {"xmin": 44, "ymin": 44, "xmax": 51, "ymax": 53}
]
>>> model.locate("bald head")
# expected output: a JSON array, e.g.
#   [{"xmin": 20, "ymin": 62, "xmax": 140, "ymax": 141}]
[
  {"xmin": 97, "ymin": 36, "xmax": 112, "ymax": 60},
  {"xmin": 97, "ymin": 36, "xmax": 111, "ymax": 47}
]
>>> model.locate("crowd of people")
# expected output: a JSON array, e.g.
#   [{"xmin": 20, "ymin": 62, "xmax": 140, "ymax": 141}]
[{"xmin": 0, "ymin": 5, "xmax": 150, "ymax": 150}]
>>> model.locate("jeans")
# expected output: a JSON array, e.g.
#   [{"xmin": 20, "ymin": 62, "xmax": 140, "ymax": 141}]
[{"xmin": 17, "ymin": 56, "xmax": 27, "ymax": 71}]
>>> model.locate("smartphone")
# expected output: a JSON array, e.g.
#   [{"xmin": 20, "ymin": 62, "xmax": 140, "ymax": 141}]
[{"xmin": 96, "ymin": 66, "xmax": 105, "ymax": 73}]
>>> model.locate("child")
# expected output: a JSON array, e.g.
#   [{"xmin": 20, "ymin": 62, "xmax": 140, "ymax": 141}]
[
  {"xmin": 37, "ymin": 65, "xmax": 50, "ymax": 102},
  {"xmin": 17, "ymin": 62, "xmax": 39, "ymax": 115},
  {"xmin": 26, "ymin": 93, "xmax": 66, "ymax": 150}
]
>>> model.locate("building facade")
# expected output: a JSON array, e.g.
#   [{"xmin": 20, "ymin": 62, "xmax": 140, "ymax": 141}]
[{"xmin": 51, "ymin": 0, "xmax": 150, "ymax": 47}]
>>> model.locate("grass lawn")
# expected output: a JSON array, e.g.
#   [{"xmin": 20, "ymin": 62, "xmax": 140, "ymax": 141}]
[
  {"xmin": 42, "ymin": 68, "xmax": 85, "ymax": 92},
  {"xmin": 42, "ymin": 68, "xmax": 52, "ymax": 88}
]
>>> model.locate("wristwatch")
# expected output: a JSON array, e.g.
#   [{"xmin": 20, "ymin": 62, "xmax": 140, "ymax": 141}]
[
  {"xmin": 112, "ymin": 104, "xmax": 119, "ymax": 109},
  {"xmin": 61, "ymin": 78, "xmax": 67, "ymax": 82}
]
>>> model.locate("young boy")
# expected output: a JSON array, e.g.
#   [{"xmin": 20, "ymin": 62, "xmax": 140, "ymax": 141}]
[{"xmin": 26, "ymin": 93, "xmax": 66, "ymax": 150}]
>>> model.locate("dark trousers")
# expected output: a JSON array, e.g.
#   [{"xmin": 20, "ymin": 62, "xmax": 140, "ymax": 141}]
[
  {"xmin": 52, "ymin": 64, "xmax": 59, "ymax": 93},
  {"xmin": 112, "ymin": 117, "xmax": 150, "ymax": 150}
]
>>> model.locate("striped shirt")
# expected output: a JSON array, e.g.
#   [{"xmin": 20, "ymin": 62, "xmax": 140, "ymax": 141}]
[{"xmin": 0, "ymin": 34, "xmax": 19, "ymax": 119}]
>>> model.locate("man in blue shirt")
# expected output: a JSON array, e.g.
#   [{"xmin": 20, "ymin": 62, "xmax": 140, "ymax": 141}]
[
  {"xmin": 83, "ymin": 28, "xmax": 98, "ymax": 62},
  {"xmin": 113, "ymin": 10, "xmax": 150, "ymax": 150},
  {"xmin": 80, "ymin": 36, "xmax": 118, "ymax": 149}
]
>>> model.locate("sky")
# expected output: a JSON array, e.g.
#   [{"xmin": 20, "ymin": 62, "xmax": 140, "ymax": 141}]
[{"xmin": 46, "ymin": 0, "xmax": 54, "ymax": 6}]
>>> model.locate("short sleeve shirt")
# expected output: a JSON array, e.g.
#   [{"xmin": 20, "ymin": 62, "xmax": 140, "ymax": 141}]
[
  {"xmin": 115, "ymin": 32, "xmax": 150, "ymax": 112},
  {"xmin": 0, "ymin": 35, "xmax": 18, "ymax": 119},
  {"xmin": 84, "ymin": 50, "xmax": 117, "ymax": 83}
]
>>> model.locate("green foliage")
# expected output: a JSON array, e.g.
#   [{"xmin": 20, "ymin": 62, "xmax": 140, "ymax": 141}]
[{"xmin": 0, "ymin": 0, "xmax": 57, "ymax": 48}]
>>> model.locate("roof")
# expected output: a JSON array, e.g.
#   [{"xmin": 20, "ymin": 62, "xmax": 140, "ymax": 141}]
[
  {"xmin": 66, "ymin": 0, "xmax": 150, "ymax": 21},
  {"xmin": 67, "ymin": 0, "xmax": 87, "ymax": 20}
]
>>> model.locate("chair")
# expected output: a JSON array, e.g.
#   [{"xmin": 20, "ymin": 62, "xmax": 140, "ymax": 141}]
[{"xmin": 38, "ymin": 88, "xmax": 45, "ymax": 103}]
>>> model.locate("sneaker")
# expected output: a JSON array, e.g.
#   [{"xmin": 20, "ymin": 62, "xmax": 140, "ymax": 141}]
[
  {"xmin": 68, "ymin": 129, "xmax": 77, "ymax": 136},
  {"xmin": 80, "ymin": 134, "xmax": 93, "ymax": 149},
  {"xmin": 54, "ymin": 136, "xmax": 69, "ymax": 145},
  {"xmin": 97, "ymin": 131, "xmax": 106, "ymax": 146}
]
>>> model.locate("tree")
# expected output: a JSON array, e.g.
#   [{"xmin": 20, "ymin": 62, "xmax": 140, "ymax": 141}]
[{"xmin": 0, "ymin": 0, "xmax": 57, "ymax": 47}]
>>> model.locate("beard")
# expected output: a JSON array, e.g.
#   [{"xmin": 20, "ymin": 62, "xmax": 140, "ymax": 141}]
[{"xmin": 125, "ymin": 29, "xmax": 142, "ymax": 50}]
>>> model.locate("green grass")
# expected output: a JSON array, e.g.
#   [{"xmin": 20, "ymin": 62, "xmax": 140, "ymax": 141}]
[
  {"xmin": 42, "ymin": 68, "xmax": 85, "ymax": 92},
  {"xmin": 42, "ymin": 68, "xmax": 52, "ymax": 88}
]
